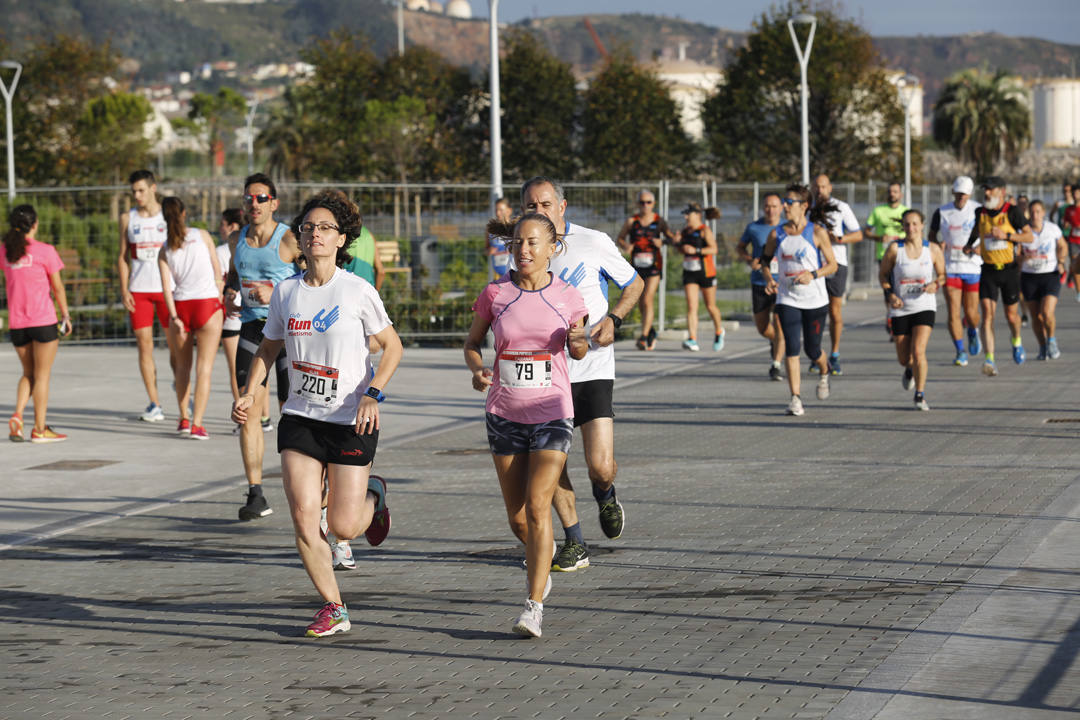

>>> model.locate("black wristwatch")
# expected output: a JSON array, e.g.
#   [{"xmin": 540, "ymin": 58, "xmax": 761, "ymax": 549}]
[
  {"xmin": 607, "ymin": 313, "xmax": 623, "ymax": 330},
  {"xmin": 364, "ymin": 386, "xmax": 385, "ymax": 403}
]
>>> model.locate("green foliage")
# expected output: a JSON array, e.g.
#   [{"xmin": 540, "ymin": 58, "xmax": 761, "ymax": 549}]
[
  {"xmin": 701, "ymin": 1, "xmax": 917, "ymax": 182},
  {"xmin": 360, "ymin": 97, "xmax": 434, "ymax": 185},
  {"xmin": 257, "ymin": 87, "xmax": 318, "ymax": 181},
  {"xmin": 75, "ymin": 93, "xmax": 154, "ymax": 184},
  {"xmin": 932, "ymin": 68, "xmax": 1031, "ymax": 179},
  {"xmin": 498, "ymin": 31, "xmax": 579, "ymax": 180},
  {"xmin": 582, "ymin": 51, "xmax": 694, "ymax": 180},
  {"xmin": 188, "ymin": 86, "xmax": 248, "ymax": 164}
]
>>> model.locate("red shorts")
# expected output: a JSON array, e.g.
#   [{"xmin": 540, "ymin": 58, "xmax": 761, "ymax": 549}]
[
  {"xmin": 945, "ymin": 275, "xmax": 980, "ymax": 293},
  {"xmin": 175, "ymin": 298, "xmax": 224, "ymax": 333},
  {"xmin": 130, "ymin": 292, "xmax": 170, "ymax": 331}
]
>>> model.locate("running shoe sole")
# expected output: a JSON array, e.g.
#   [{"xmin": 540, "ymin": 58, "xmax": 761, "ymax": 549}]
[
  {"xmin": 305, "ymin": 618, "xmax": 351, "ymax": 637},
  {"xmin": 9, "ymin": 414, "xmax": 23, "ymax": 442},
  {"xmin": 364, "ymin": 475, "xmax": 390, "ymax": 546}
]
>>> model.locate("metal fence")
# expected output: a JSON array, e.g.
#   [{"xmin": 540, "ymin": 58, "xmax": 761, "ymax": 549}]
[{"xmin": 0, "ymin": 180, "xmax": 1064, "ymax": 344}]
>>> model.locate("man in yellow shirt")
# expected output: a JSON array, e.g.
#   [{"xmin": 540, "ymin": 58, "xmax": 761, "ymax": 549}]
[{"xmin": 962, "ymin": 176, "xmax": 1034, "ymax": 376}]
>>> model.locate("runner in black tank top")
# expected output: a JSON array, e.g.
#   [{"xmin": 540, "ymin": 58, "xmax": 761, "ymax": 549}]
[
  {"xmin": 617, "ymin": 190, "xmax": 674, "ymax": 350},
  {"xmin": 676, "ymin": 203, "xmax": 724, "ymax": 352}
]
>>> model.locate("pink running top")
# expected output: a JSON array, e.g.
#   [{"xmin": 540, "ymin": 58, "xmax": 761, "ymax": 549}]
[
  {"xmin": 472, "ymin": 274, "xmax": 588, "ymax": 424},
  {"xmin": 2, "ymin": 238, "xmax": 64, "ymax": 329}
]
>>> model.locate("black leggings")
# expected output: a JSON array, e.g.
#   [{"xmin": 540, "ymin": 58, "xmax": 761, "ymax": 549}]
[{"xmin": 776, "ymin": 304, "xmax": 828, "ymax": 361}]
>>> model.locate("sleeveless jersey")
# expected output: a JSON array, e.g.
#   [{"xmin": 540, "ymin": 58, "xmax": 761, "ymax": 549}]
[
  {"xmin": 164, "ymin": 228, "xmax": 219, "ymax": 301},
  {"xmin": 127, "ymin": 208, "xmax": 168, "ymax": 293},
  {"xmin": 628, "ymin": 214, "xmax": 665, "ymax": 271},
  {"xmin": 216, "ymin": 243, "xmax": 241, "ymax": 331},
  {"xmin": 889, "ymin": 239, "xmax": 937, "ymax": 317},
  {"xmin": 775, "ymin": 222, "xmax": 827, "ymax": 310},
  {"xmin": 680, "ymin": 225, "xmax": 716, "ymax": 277},
  {"xmin": 1020, "ymin": 221, "xmax": 1064, "ymax": 275},
  {"xmin": 936, "ymin": 201, "xmax": 982, "ymax": 275},
  {"xmin": 234, "ymin": 222, "xmax": 297, "ymax": 323},
  {"xmin": 263, "ymin": 269, "xmax": 392, "ymax": 425},
  {"xmin": 977, "ymin": 203, "xmax": 1019, "ymax": 267}
]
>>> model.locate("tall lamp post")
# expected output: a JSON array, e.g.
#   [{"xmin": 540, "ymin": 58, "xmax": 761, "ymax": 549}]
[
  {"xmin": 244, "ymin": 99, "xmax": 259, "ymax": 175},
  {"xmin": 896, "ymin": 74, "xmax": 919, "ymax": 208},
  {"xmin": 488, "ymin": 0, "xmax": 503, "ymax": 209},
  {"xmin": 787, "ymin": 14, "xmax": 816, "ymax": 185},
  {"xmin": 0, "ymin": 60, "xmax": 22, "ymax": 202}
]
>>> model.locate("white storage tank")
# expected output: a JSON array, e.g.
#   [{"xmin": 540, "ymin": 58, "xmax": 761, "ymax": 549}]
[{"xmin": 1032, "ymin": 79, "xmax": 1080, "ymax": 149}]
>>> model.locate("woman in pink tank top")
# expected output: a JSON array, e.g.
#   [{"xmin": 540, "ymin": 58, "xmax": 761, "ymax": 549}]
[{"xmin": 465, "ymin": 212, "xmax": 589, "ymax": 638}]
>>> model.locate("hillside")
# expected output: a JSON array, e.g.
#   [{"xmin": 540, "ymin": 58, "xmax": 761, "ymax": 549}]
[{"xmin": 0, "ymin": 0, "xmax": 1077, "ymax": 106}]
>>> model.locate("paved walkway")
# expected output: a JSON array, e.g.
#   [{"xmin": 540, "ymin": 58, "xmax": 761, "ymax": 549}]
[{"xmin": 1, "ymin": 295, "xmax": 1078, "ymax": 719}]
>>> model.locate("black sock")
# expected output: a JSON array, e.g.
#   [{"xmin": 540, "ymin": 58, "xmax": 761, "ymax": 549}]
[
  {"xmin": 564, "ymin": 522, "xmax": 584, "ymax": 545},
  {"xmin": 592, "ymin": 484, "xmax": 615, "ymax": 504},
  {"xmin": 914, "ymin": 391, "xmax": 924, "ymax": 402},
  {"xmin": 248, "ymin": 484, "xmax": 263, "ymax": 496}
]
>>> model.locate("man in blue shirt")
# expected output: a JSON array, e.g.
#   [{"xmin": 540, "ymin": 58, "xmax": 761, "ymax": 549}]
[{"xmin": 737, "ymin": 192, "xmax": 785, "ymax": 380}]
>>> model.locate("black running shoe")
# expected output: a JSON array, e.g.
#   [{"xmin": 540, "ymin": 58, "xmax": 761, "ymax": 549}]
[
  {"xmin": 768, "ymin": 364, "xmax": 783, "ymax": 381},
  {"xmin": 552, "ymin": 541, "xmax": 590, "ymax": 572},
  {"xmin": 597, "ymin": 496, "xmax": 625, "ymax": 539},
  {"xmin": 238, "ymin": 490, "xmax": 273, "ymax": 521}
]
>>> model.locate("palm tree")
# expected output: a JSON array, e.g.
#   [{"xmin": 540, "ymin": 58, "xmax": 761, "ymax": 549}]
[
  {"xmin": 933, "ymin": 69, "xmax": 1031, "ymax": 179},
  {"xmin": 257, "ymin": 87, "xmax": 317, "ymax": 181}
]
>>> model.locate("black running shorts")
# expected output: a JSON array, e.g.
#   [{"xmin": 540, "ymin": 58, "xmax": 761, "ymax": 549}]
[
  {"xmin": 979, "ymin": 263, "xmax": 1020, "ymax": 305},
  {"xmin": 825, "ymin": 264, "xmax": 848, "ymax": 299},
  {"xmin": 752, "ymin": 284, "xmax": 776, "ymax": 315},
  {"xmin": 485, "ymin": 413, "xmax": 573, "ymax": 456},
  {"xmin": 570, "ymin": 378, "xmax": 615, "ymax": 427},
  {"xmin": 237, "ymin": 319, "xmax": 289, "ymax": 403},
  {"xmin": 277, "ymin": 413, "xmax": 378, "ymax": 466},
  {"xmin": 1020, "ymin": 271, "xmax": 1061, "ymax": 301},
  {"xmin": 10, "ymin": 323, "xmax": 59, "ymax": 347},
  {"xmin": 890, "ymin": 310, "xmax": 935, "ymax": 336}
]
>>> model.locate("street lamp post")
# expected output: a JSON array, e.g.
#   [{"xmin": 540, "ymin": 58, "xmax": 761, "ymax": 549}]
[
  {"xmin": 0, "ymin": 60, "xmax": 22, "ymax": 202},
  {"xmin": 488, "ymin": 0, "xmax": 502, "ymax": 209},
  {"xmin": 896, "ymin": 74, "xmax": 919, "ymax": 208},
  {"xmin": 245, "ymin": 99, "xmax": 259, "ymax": 175},
  {"xmin": 397, "ymin": 1, "xmax": 405, "ymax": 56},
  {"xmin": 787, "ymin": 14, "xmax": 816, "ymax": 185}
]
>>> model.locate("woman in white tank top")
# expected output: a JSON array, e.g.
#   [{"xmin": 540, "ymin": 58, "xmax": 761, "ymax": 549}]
[
  {"xmin": 879, "ymin": 210, "xmax": 946, "ymax": 411},
  {"xmin": 158, "ymin": 197, "xmax": 224, "ymax": 439},
  {"xmin": 1019, "ymin": 200, "xmax": 1067, "ymax": 360}
]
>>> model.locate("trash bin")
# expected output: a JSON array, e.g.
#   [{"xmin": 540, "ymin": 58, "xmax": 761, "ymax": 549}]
[{"xmin": 409, "ymin": 235, "xmax": 440, "ymax": 290}]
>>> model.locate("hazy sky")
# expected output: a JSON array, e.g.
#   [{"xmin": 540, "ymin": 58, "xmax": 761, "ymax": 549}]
[{"xmin": 466, "ymin": 0, "xmax": 1078, "ymax": 46}]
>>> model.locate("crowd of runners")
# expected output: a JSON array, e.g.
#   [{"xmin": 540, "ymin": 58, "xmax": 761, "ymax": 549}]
[{"xmin": 2, "ymin": 168, "xmax": 1077, "ymax": 638}]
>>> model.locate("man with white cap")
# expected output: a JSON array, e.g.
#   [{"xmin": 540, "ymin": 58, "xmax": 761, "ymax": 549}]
[{"xmin": 929, "ymin": 176, "xmax": 982, "ymax": 366}]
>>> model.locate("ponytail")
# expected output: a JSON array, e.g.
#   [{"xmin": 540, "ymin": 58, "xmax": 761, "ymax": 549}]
[
  {"xmin": 162, "ymin": 196, "xmax": 186, "ymax": 251},
  {"xmin": 3, "ymin": 204, "xmax": 36, "ymax": 264}
]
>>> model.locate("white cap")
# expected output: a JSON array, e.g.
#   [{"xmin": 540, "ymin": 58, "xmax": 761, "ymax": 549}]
[{"xmin": 952, "ymin": 176, "xmax": 974, "ymax": 195}]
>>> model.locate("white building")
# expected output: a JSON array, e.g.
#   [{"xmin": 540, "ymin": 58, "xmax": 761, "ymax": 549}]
[
  {"xmin": 650, "ymin": 45, "xmax": 724, "ymax": 141},
  {"xmin": 1032, "ymin": 79, "xmax": 1080, "ymax": 149}
]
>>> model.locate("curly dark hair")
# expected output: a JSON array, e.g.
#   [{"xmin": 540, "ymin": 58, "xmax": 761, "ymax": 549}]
[{"xmin": 292, "ymin": 190, "xmax": 364, "ymax": 268}]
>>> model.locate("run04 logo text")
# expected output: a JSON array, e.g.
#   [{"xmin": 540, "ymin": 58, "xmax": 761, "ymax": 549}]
[{"xmin": 288, "ymin": 305, "xmax": 341, "ymax": 336}]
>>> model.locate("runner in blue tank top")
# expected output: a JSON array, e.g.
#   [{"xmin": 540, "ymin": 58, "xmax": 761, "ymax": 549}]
[{"xmin": 225, "ymin": 173, "xmax": 303, "ymax": 522}]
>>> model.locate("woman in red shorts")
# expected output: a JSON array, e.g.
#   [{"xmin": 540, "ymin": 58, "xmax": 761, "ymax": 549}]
[
  {"xmin": 158, "ymin": 197, "xmax": 224, "ymax": 440},
  {"xmin": 3, "ymin": 205, "xmax": 72, "ymax": 442}
]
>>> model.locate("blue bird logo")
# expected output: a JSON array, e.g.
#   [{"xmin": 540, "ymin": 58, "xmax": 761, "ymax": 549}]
[
  {"xmin": 312, "ymin": 306, "xmax": 340, "ymax": 333},
  {"xmin": 559, "ymin": 262, "xmax": 587, "ymax": 288}
]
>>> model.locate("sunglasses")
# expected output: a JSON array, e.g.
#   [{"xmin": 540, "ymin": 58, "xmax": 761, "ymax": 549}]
[
  {"xmin": 243, "ymin": 193, "xmax": 274, "ymax": 205},
  {"xmin": 781, "ymin": 198, "xmax": 802, "ymax": 206},
  {"xmin": 638, "ymin": 200, "xmax": 654, "ymax": 205}
]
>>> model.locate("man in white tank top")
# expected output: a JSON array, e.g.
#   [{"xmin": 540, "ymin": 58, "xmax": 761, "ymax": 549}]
[
  {"xmin": 928, "ymin": 176, "xmax": 982, "ymax": 366},
  {"xmin": 117, "ymin": 169, "xmax": 176, "ymax": 423}
]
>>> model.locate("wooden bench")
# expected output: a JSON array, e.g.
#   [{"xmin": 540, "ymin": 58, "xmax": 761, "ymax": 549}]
[
  {"xmin": 58, "ymin": 248, "xmax": 109, "ymax": 306},
  {"xmin": 376, "ymin": 240, "xmax": 411, "ymax": 283}
]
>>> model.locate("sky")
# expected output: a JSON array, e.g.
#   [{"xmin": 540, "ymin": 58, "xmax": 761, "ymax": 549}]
[{"xmin": 466, "ymin": 0, "xmax": 1078, "ymax": 46}]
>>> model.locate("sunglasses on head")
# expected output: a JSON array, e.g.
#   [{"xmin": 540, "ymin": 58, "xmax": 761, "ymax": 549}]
[{"xmin": 243, "ymin": 193, "xmax": 274, "ymax": 205}]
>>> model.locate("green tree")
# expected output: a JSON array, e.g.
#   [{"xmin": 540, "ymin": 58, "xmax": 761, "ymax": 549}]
[
  {"xmin": 359, "ymin": 96, "xmax": 435, "ymax": 185},
  {"xmin": 497, "ymin": 31, "xmax": 578, "ymax": 180},
  {"xmin": 582, "ymin": 50, "xmax": 692, "ymax": 180},
  {"xmin": 701, "ymin": 1, "xmax": 915, "ymax": 181},
  {"xmin": 932, "ymin": 68, "xmax": 1031, "ymax": 179},
  {"xmin": 188, "ymin": 86, "xmax": 247, "ymax": 173},
  {"xmin": 74, "ymin": 92, "xmax": 153, "ymax": 184},
  {"xmin": 257, "ymin": 87, "xmax": 318, "ymax": 181}
]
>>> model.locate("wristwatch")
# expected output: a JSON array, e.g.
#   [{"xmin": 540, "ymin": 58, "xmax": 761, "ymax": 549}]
[
  {"xmin": 364, "ymin": 386, "xmax": 385, "ymax": 403},
  {"xmin": 607, "ymin": 313, "xmax": 623, "ymax": 330}
]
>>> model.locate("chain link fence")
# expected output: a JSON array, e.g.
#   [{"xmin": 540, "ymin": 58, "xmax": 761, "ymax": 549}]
[{"xmin": 0, "ymin": 180, "xmax": 1063, "ymax": 344}]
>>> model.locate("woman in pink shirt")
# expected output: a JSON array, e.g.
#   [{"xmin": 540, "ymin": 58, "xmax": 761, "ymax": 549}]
[
  {"xmin": 465, "ymin": 212, "xmax": 589, "ymax": 638},
  {"xmin": 2, "ymin": 205, "xmax": 71, "ymax": 442}
]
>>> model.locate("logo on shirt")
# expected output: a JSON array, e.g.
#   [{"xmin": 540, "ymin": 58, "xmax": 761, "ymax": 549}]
[
  {"xmin": 312, "ymin": 306, "xmax": 340, "ymax": 333},
  {"xmin": 288, "ymin": 318, "xmax": 312, "ymax": 331},
  {"xmin": 558, "ymin": 262, "xmax": 587, "ymax": 288}
]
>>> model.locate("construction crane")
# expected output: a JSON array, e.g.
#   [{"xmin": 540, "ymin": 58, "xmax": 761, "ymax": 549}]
[{"xmin": 583, "ymin": 17, "xmax": 609, "ymax": 60}]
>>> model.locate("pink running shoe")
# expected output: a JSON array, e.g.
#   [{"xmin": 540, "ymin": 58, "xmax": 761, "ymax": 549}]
[
  {"xmin": 30, "ymin": 426, "xmax": 67, "ymax": 443},
  {"xmin": 305, "ymin": 602, "xmax": 350, "ymax": 637},
  {"xmin": 190, "ymin": 425, "xmax": 209, "ymax": 440},
  {"xmin": 177, "ymin": 418, "xmax": 191, "ymax": 434},
  {"xmin": 364, "ymin": 475, "xmax": 391, "ymax": 546}
]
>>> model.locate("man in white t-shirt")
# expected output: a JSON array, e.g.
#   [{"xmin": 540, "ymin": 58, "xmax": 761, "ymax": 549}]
[
  {"xmin": 812, "ymin": 175, "xmax": 863, "ymax": 376},
  {"xmin": 928, "ymin": 175, "xmax": 982, "ymax": 366},
  {"xmin": 520, "ymin": 177, "xmax": 643, "ymax": 572}
]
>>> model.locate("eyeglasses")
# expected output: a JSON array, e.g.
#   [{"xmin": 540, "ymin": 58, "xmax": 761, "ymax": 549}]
[
  {"xmin": 298, "ymin": 221, "xmax": 341, "ymax": 235},
  {"xmin": 243, "ymin": 193, "xmax": 274, "ymax": 205},
  {"xmin": 638, "ymin": 200, "xmax": 654, "ymax": 205}
]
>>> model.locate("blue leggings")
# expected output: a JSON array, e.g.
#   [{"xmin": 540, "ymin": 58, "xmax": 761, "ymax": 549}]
[{"xmin": 776, "ymin": 304, "xmax": 828, "ymax": 361}]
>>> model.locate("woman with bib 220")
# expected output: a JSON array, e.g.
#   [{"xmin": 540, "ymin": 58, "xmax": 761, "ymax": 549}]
[
  {"xmin": 465, "ymin": 213, "xmax": 588, "ymax": 639},
  {"xmin": 232, "ymin": 193, "xmax": 403, "ymax": 638}
]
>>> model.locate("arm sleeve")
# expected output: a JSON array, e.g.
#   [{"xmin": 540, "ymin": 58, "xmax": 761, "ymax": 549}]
[
  {"xmin": 929, "ymin": 210, "xmax": 942, "ymax": 235},
  {"xmin": 263, "ymin": 284, "xmax": 286, "ymax": 340},
  {"xmin": 45, "ymin": 245, "xmax": 64, "ymax": 274},
  {"xmin": 471, "ymin": 282, "xmax": 498, "ymax": 322},
  {"xmin": 866, "ymin": 207, "xmax": 878, "ymax": 228},
  {"xmin": 596, "ymin": 233, "xmax": 638, "ymax": 288},
  {"xmin": 739, "ymin": 224, "xmax": 752, "ymax": 247}
]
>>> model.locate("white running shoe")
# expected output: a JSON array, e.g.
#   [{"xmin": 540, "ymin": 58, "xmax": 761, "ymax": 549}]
[
  {"xmin": 140, "ymin": 403, "xmax": 165, "ymax": 422},
  {"xmin": 914, "ymin": 397, "xmax": 930, "ymax": 411},
  {"xmin": 526, "ymin": 571, "xmax": 552, "ymax": 601},
  {"xmin": 522, "ymin": 538, "xmax": 557, "ymax": 570},
  {"xmin": 512, "ymin": 599, "xmax": 543, "ymax": 638},
  {"xmin": 786, "ymin": 395, "xmax": 804, "ymax": 416},
  {"xmin": 331, "ymin": 540, "xmax": 356, "ymax": 571},
  {"xmin": 320, "ymin": 506, "xmax": 329, "ymax": 542},
  {"xmin": 816, "ymin": 374, "xmax": 830, "ymax": 400}
]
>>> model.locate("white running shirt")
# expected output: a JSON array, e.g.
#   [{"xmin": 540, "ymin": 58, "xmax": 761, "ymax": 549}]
[
  {"xmin": 934, "ymin": 201, "xmax": 982, "ymax": 276},
  {"xmin": 889, "ymin": 240, "xmax": 938, "ymax": 317},
  {"xmin": 164, "ymin": 228, "xmax": 219, "ymax": 301},
  {"xmin": 1020, "ymin": 221, "xmax": 1064, "ymax": 275},
  {"xmin": 127, "ymin": 208, "xmax": 169, "ymax": 293},
  {"xmin": 216, "ymin": 243, "xmax": 242, "ymax": 331},
  {"xmin": 546, "ymin": 221, "xmax": 637, "ymax": 383},
  {"xmin": 819, "ymin": 199, "xmax": 860, "ymax": 267},
  {"xmin": 775, "ymin": 223, "xmax": 828, "ymax": 310},
  {"xmin": 264, "ymin": 268, "xmax": 392, "ymax": 425}
]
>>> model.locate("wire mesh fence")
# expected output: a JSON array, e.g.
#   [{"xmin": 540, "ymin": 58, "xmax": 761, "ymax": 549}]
[{"xmin": 0, "ymin": 180, "xmax": 1063, "ymax": 344}]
